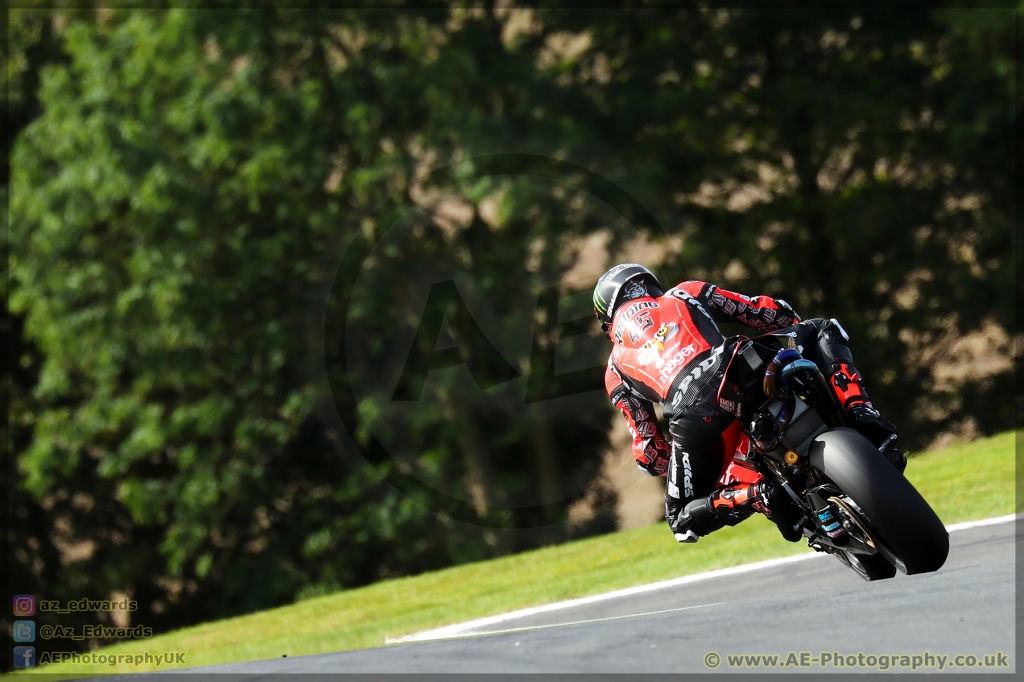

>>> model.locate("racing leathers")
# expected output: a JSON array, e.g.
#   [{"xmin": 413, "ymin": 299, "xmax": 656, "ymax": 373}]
[{"xmin": 603, "ymin": 280, "xmax": 897, "ymax": 543}]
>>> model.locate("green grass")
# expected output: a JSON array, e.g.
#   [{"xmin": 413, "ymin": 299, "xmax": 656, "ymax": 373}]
[{"xmin": 30, "ymin": 430, "xmax": 1017, "ymax": 675}]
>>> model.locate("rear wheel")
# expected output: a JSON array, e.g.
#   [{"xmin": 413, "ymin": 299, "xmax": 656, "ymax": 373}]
[{"xmin": 809, "ymin": 428, "xmax": 948, "ymax": 575}]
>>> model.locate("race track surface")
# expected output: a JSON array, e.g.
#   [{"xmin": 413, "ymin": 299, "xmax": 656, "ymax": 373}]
[{"xmin": 175, "ymin": 518, "xmax": 1017, "ymax": 675}]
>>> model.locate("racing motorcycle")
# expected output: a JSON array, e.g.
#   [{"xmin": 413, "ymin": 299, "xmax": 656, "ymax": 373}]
[{"xmin": 713, "ymin": 336, "xmax": 949, "ymax": 581}]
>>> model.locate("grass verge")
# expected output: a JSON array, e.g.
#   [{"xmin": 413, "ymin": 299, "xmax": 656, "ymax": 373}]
[{"xmin": 30, "ymin": 430, "xmax": 1016, "ymax": 674}]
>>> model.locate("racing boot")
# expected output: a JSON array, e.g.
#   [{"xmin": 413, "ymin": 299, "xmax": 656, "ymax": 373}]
[
  {"xmin": 667, "ymin": 483, "xmax": 761, "ymax": 544},
  {"xmin": 665, "ymin": 496, "xmax": 716, "ymax": 543},
  {"xmin": 831, "ymin": 362, "xmax": 906, "ymax": 473},
  {"xmin": 667, "ymin": 496, "xmax": 732, "ymax": 544},
  {"xmin": 848, "ymin": 404, "xmax": 907, "ymax": 473},
  {"xmin": 846, "ymin": 402, "xmax": 896, "ymax": 446}
]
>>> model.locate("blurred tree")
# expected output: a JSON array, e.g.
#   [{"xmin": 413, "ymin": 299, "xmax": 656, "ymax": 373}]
[
  {"xmin": 2, "ymin": 6, "xmax": 93, "ymax": 668},
  {"xmin": 8, "ymin": 6, "xmax": 617, "ymax": 645}
]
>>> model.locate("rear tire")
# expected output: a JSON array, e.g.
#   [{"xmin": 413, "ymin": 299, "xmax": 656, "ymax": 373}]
[{"xmin": 809, "ymin": 428, "xmax": 948, "ymax": 574}]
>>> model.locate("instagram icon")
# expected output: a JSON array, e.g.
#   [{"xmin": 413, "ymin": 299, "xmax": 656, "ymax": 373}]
[{"xmin": 13, "ymin": 595, "xmax": 35, "ymax": 617}]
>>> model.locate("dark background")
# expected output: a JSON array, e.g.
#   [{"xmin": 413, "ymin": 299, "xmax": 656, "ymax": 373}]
[{"xmin": 3, "ymin": 3, "xmax": 1017, "ymax": 670}]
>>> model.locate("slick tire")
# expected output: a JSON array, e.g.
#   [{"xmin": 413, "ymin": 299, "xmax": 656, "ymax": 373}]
[{"xmin": 809, "ymin": 428, "xmax": 948, "ymax": 574}]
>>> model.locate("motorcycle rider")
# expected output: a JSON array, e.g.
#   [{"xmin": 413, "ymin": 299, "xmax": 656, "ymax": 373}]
[{"xmin": 595, "ymin": 263, "xmax": 905, "ymax": 544}]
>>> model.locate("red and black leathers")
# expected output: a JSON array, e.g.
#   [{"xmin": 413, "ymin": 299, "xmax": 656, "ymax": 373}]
[
  {"xmin": 603, "ymin": 280, "xmax": 894, "ymax": 540},
  {"xmin": 604, "ymin": 281, "xmax": 799, "ymax": 482}
]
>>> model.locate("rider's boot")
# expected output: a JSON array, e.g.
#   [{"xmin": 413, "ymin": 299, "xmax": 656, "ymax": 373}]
[
  {"xmin": 670, "ymin": 481, "xmax": 810, "ymax": 544},
  {"xmin": 848, "ymin": 403, "xmax": 907, "ymax": 472},
  {"xmin": 666, "ymin": 496, "xmax": 721, "ymax": 543},
  {"xmin": 666, "ymin": 485, "xmax": 755, "ymax": 544},
  {"xmin": 829, "ymin": 362, "xmax": 907, "ymax": 473},
  {"xmin": 669, "ymin": 480, "xmax": 811, "ymax": 544}
]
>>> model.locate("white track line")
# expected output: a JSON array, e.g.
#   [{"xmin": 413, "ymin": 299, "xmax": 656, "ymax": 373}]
[
  {"xmin": 390, "ymin": 513, "xmax": 1019, "ymax": 644},
  {"xmin": 389, "ymin": 553, "xmax": 821, "ymax": 643},
  {"xmin": 945, "ymin": 513, "xmax": 1019, "ymax": 532},
  {"xmin": 406, "ymin": 600, "xmax": 731, "ymax": 641}
]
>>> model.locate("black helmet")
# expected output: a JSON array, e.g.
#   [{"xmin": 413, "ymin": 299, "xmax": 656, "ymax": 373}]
[{"xmin": 593, "ymin": 263, "xmax": 663, "ymax": 326}]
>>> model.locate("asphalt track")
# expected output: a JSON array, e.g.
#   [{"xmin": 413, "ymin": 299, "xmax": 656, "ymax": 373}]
[{"xmin": 177, "ymin": 516, "xmax": 1017, "ymax": 675}]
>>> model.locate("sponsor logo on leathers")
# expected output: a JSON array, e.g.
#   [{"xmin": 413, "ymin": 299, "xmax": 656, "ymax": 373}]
[
  {"xmin": 675, "ymin": 344, "xmax": 725, "ymax": 394},
  {"xmin": 627, "ymin": 309, "xmax": 656, "ymax": 343},
  {"xmin": 670, "ymin": 444, "xmax": 693, "ymax": 499},
  {"xmin": 621, "ymin": 300, "xmax": 658, "ymax": 320},
  {"xmin": 656, "ymin": 342, "xmax": 698, "ymax": 383},
  {"xmin": 613, "ymin": 300, "xmax": 658, "ymax": 345},
  {"xmin": 637, "ymin": 322, "xmax": 680, "ymax": 367}
]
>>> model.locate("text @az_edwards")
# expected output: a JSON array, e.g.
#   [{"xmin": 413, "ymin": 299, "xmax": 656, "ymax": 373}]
[{"xmin": 39, "ymin": 624, "xmax": 153, "ymax": 640}]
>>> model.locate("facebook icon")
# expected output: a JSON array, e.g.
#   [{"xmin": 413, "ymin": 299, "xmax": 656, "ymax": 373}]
[{"xmin": 13, "ymin": 646, "xmax": 36, "ymax": 668}]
